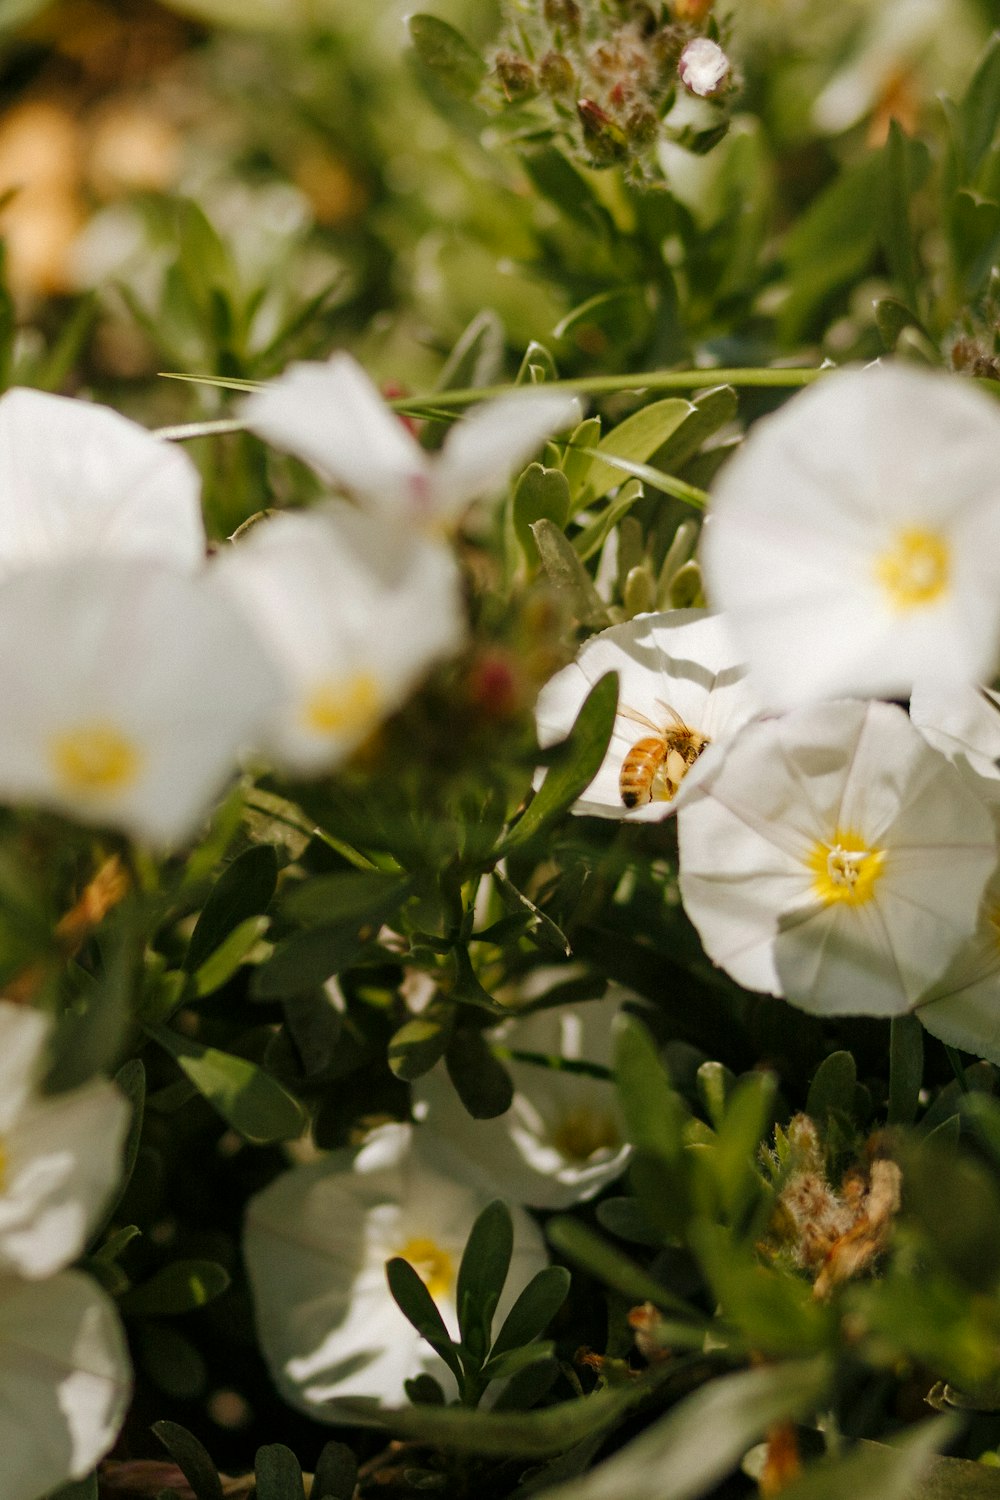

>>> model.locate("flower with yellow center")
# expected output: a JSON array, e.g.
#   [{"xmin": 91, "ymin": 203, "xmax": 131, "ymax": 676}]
[
  {"xmin": 701, "ymin": 363, "xmax": 1000, "ymax": 707},
  {"xmin": 213, "ymin": 506, "xmax": 463, "ymax": 777},
  {"xmin": 0, "ymin": 558, "xmax": 280, "ymax": 847},
  {"xmin": 243, "ymin": 1123, "xmax": 547, "ymax": 1421},
  {"xmin": 678, "ymin": 699, "xmax": 998, "ymax": 1016}
]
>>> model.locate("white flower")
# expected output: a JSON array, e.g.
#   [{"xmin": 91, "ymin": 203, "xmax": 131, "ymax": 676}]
[
  {"xmin": 0, "ymin": 387, "xmax": 205, "ymax": 575},
  {"xmin": 678, "ymin": 38, "xmax": 732, "ymax": 97},
  {"xmin": 243, "ymin": 1122, "xmax": 548, "ymax": 1421},
  {"xmin": 909, "ymin": 679, "xmax": 1000, "ymax": 794},
  {"xmin": 0, "ymin": 1269, "xmax": 131, "ymax": 1500},
  {"xmin": 213, "ymin": 506, "xmax": 464, "ymax": 776},
  {"xmin": 701, "ymin": 364, "xmax": 1000, "ymax": 708},
  {"xmin": 0, "ymin": 1001, "xmax": 129, "ymax": 1278},
  {"xmin": 677, "ymin": 699, "xmax": 998, "ymax": 1016},
  {"xmin": 915, "ymin": 868, "xmax": 1000, "ymax": 1063},
  {"xmin": 240, "ymin": 351, "xmax": 581, "ymax": 528},
  {"xmin": 534, "ymin": 610, "xmax": 761, "ymax": 821},
  {"xmin": 415, "ymin": 982, "xmax": 637, "ymax": 1210},
  {"xmin": 0, "ymin": 557, "xmax": 280, "ymax": 847}
]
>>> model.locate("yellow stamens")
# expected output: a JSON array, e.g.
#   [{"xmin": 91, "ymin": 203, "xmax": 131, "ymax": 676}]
[
  {"xmin": 874, "ymin": 528, "xmax": 950, "ymax": 611},
  {"xmin": 397, "ymin": 1236, "xmax": 455, "ymax": 1301},
  {"xmin": 50, "ymin": 723, "xmax": 142, "ymax": 797},
  {"xmin": 300, "ymin": 672, "xmax": 380, "ymax": 738},
  {"xmin": 552, "ymin": 1107, "xmax": 620, "ymax": 1162},
  {"xmin": 808, "ymin": 829, "xmax": 884, "ymax": 907}
]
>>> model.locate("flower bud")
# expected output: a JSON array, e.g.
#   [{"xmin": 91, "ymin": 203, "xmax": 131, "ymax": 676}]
[
  {"xmin": 495, "ymin": 50, "xmax": 537, "ymax": 100},
  {"xmin": 539, "ymin": 49, "xmax": 576, "ymax": 95},
  {"xmin": 544, "ymin": 0, "xmax": 581, "ymax": 29},
  {"xmin": 671, "ymin": 0, "xmax": 713, "ymax": 20},
  {"xmin": 577, "ymin": 98, "xmax": 629, "ymax": 163},
  {"xmin": 624, "ymin": 101, "xmax": 659, "ymax": 145},
  {"xmin": 678, "ymin": 36, "xmax": 731, "ymax": 97}
]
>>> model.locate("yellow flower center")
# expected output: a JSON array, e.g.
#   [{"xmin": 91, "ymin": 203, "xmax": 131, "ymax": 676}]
[
  {"xmin": 50, "ymin": 722, "xmax": 143, "ymax": 797},
  {"xmin": 808, "ymin": 829, "xmax": 885, "ymax": 906},
  {"xmin": 397, "ymin": 1236, "xmax": 455, "ymax": 1301},
  {"xmin": 873, "ymin": 528, "xmax": 950, "ymax": 611},
  {"xmin": 300, "ymin": 672, "xmax": 380, "ymax": 738},
  {"xmin": 552, "ymin": 1106, "xmax": 620, "ymax": 1162}
]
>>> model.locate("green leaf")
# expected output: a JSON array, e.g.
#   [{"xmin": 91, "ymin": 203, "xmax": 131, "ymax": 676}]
[
  {"xmin": 778, "ymin": 1417, "xmax": 960, "ymax": 1500},
  {"xmin": 880, "ymin": 122, "xmax": 930, "ymax": 313},
  {"xmin": 546, "ymin": 1216, "xmax": 702, "ymax": 1320},
  {"xmin": 153, "ymin": 1420, "xmax": 224, "ymax": 1500},
  {"xmin": 254, "ymin": 1444, "xmax": 305, "ymax": 1500},
  {"xmin": 491, "ymin": 868, "xmax": 571, "ymax": 957},
  {"xmin": 121, "ymin": 1258, "xmax": 230, "ymax": 1317},
  {"xmin": 386, "ymin": 1256, "xmax": 463, "ymax": 1385},
  {"xmin": 313, "ymin": 1441, "xmax": 359, "ymax": 1500},
  {"xmin": 282, "ymin": 870, "xmax": 409, "ymax": 929},
  {"xmin": 572, "ymin": 479, "xmax": 645, "ymax": 563},
  {"xmin": 805, "ymin": 1050, "xmax": 856, "ymax": 1123},
  {"xmin": 513, "ymin": 464, "xmax": 573, "ymax": 561},
  {"xmin": 650, "ymin": 385, "xmax": 739, "ymax": 473},
  {"xmin": 889, "ymin": 1015, "xmax": 924, "ymax": 1125},
  {"xmin": 530, "ymin": 518, "xmax": 611, "ymax": 629},
  {"xmin": 47, "ymin": 1479, "xmax": 99, "ymax": 1500},
  {"xmin": 693, "ymin": 1225, "xmax": 832, "ymax": 1357},
  {"xmin": 521, "ymin": 148, "xmax": 614, "ymax": 237},
  {"xmin": 780, "ymin": 151, "xmax": 884, "ymax": 340},
  {"xmin": 503, "ymin": 671, "xmax": 618, "ymax": 852},
  {"xmin": 481, "ymin": 1342, "xmax": 556, "ymax": 1382},
  {"xmin": 446, "ymin": 1029, "xmax": 514, "ymax": 1119},
  {"xmin": 147, "ymin": 1025, "xmax": 306, "ymax": 1143},
  {"xmin": 137, "ymin": 1322, "xmax": 207, "ymax": 1400},
  {"xmin": 903, "ymin": 1137, "xmax": 1000, "ymax": 1291},
  {"xmin": 961, "ymin": 32, "xmax": 1000, "ymax": 179},
  {"xmin": 108, "ymin": 1057, "xmax": 145, "ymax": 1219},
  {"xmin": 516, "ymin": 340, "xmax": 558, "ymax": 385},
  {"xmin": 389, "ymin": 1008, "xmax": 455, "ymax": 1082},
  {"xmin": 192, "ymin": 914, "xmax": 270, "ymax": 998},
  {"xmin": 490, "ymin": 1266, "xmax": 571, "ymax": 1360},
  {"xmin": 696, "ymin": 1060, "xmax": 735, "ymax": 1130},
  {"xmin": 186, "ymin": 844, "xmax": 278, "ymax": 973},
  {"xmin": 457, "ymin": 1200, "xmax": 514, "ymax": 1359},
  {"xmin": 874, "ymin": 297, "xmax": 934, "ymax": 354},
  {"xmin": 613, "ymin": 1015, "xmax": 692, "ymax": 1235},
  {"xmin": 538, "ymin": 1358, "xmax": 832, "ymax": 1500},
  {"xmin": 251, "ymin": 924, "xmax": 375, "ymax": 999},
  {"xmin": 561, "ymin": 416, "xmax": 603, "ymax": 498},
  {"xmin": 408, "ymin": 14, "xmax": 486, "ymax": 99},
  {"xmin": 580, "ymin": 398, "xmax": 695, "ymax": 505},
  {"xmin": 708, "ymin": 1071, "xmax": 776, "ymax": 1220}
]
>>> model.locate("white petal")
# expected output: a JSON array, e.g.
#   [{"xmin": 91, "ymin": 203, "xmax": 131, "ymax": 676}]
[
  {"xmin": 0, "ymin": 1002, "xmax": 50, "ymax": 1134},
  {"xmin": 0, "ymin": 1270, "xmax": 131, "ymax": 1500},
  {"xmin": 910, "ymin": 679, "xmax": 1000, "ymax": 788},
  {"xmin": 241, "ymin": 354, "xmax": 431, "ymax": 515},
  {"xmin": 0, "ymin": 558, "xmax": 281, "ymax": 847},
  {"xmin": 0, "ymin": 1076, "xmax": 130, "ymax": 1278},
  {"xmin": 435, "ymin": 390, "xmax": 581, "ymax": 521},
  {"xmin": 0, "ymin": 388, "xmax": 204, "ymax": 574}
]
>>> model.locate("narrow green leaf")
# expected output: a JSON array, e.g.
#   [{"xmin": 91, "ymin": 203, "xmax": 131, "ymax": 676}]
[
  {"xmin": 153, "ymin": 1420, "xmax": 224, "ymax": 1500},
  {"xmin": 696, "ymin": 1060, "xmax": 735, "ymax": 1130},
  {"xmin": 389, "ymin": 1008, "xmax": 455, "ymax": 1082},
  {"xmin": 806, "ymin": 1050, "xmax": 856, "ymax": 1123},
  {"xmin": 313, "ymin": 1441, "xmax": 359, "ymax": 1500},
  {"xmin": 961, "ymin": 32, "xmax": 1000, "ymax": 178},
  {"xmin": 490, "ymin": 1266, "xmax": 571, "ymax": 1360},
  {"xmin": 121, "ymin": 1258, "xmax": 230, "ymax": 1317},
  {"xmin": 614, "ymin": 1014, "xmax": 689, "ymax": 1163},
  {"xmin": 408, "ymin": 14, "xmax": 486, "ymax": 99},
  {"xmin": 779, "ymin": 1416, "xmax": 959, "ymax": 1500},
  {"xmin": 650, "ymin": 385, "xmax": 738, "ymax": 473},
  {"xmin": 481, "ymin": 1342, "xmax": 556, "ymax": 1382},
  {"xmin": 446, "ymin": 1029, "xmax": 514, "ymax": 1119},
  {"xmin": 538, "ymin": 1358, "xmax": 832, "ymax": 1500},
  {"xmin": 386, "ymin": 1257, "xmax": 463, "ymax": 1384},
  {"xmin": 503, "ymin": 671, "xmax": 618, "ymax": 852},
  {"xmin": 192, "ymin": 914, "xmax": 270, "ymax": 997},
  {"xmin": 281, "ymin": 870, "xmax": 409, "ymax": 928},
  {"xmin": 546, "ymin": 1216, "xmax": 702, "ymax": 1319},
  {"xmin": 491, "ymin": 868, "xmax": 571, "ymax": 957},
  {"xmin": 530, "ymin": 518, "xmax": 611, "ymax": 629},
  {"xmin": 147, "ymin": 1025, "xmax": 306, "ymax": 1144},
  {"xmin": 880, "ymin": 122, "xmax": 930, "ymax": 313},
  {"xmin": 251, "ymin": 924, "xmax": 374, "ymax": 999},
  {"xmin": 572, "ymin": 479, "xmax": 645, "ymax": 563},
  {"xmin": 137, "ymin": 1322, "xmax": 207, "ymax": 1400},
  {"xmin": 456, "ymin": 1200, "xmax": 514, "ymax": 1357},
  {"xmin": 580, "ymin": 397, "xmax": 694, "ymax": 504},
  {"xmin": 889, "ymin": 1014, "xmax": 924, "ymax": 1124},
  {"xmin": 561, "ymin": 415, "xmax": 602, "ymax": 497},
  {"xmin": 254, "ymin": 1444, "xmax": 305, "ymax": 1500},
  {"xmin": 47, "ymin": 1478, "xmax": 99, "ymax": 1500},
  {"xmin": 186, "ymin": 844, "xmax": 277, "ymax": 972},
  {"xmin": 112, "ymin": 1057, "xmax": 145, "ymax": 1207}
]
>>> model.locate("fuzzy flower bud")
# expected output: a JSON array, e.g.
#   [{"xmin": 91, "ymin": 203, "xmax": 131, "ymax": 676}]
[
  {"xmin": 539, "ymin": 49, "xmax": 576, "ymax": 95},
  {"xmin": 678, "ymin": 36, "xmax": 731, "ymax": 97},
  {"xmin": 495, "ymin": 50, "xmax": 537, "ymax": 100},
  {"xmin": 671, "ymin": 0, "xmax": 714, "ymax": 21},
  {"xmin": 544, "ymin": 0, "xmax": 581, "ymax": 30}
]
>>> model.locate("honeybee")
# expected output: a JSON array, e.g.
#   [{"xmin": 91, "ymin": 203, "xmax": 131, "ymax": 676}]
[{"xmin": 618, "ymin": 702, "xmax": 709, "ymax": 809}]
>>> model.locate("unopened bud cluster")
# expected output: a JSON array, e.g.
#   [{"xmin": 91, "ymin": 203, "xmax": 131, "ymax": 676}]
[{"xmin": 488, "ymin": 0, "xmax": 736, "ymax": 178}]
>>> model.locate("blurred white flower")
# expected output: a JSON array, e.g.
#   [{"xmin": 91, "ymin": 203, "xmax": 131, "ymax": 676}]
[
  {"xmin": 0, "ymin": 1269, "xmax": 131, "ymax": 1500},
  {"xmin": 0, "ymin": 388, "xmax": 205, "ymax": 575},
  {"xmin": 244, "ymin": 1121, "xmax": 548, "ymax": 1421},
  {"xmin": 679, "ymin": 38, "xmax": 732, "ymax": 97},
  {"xmin": 677, "ymin": 698, "xmax": 998, "ymax": 1016},
  {"xmin": 916, "ymin": 868, "xmax": 1000, "ymax": 1063},
  {"xmin": 701, "ymin": 365, "xmax": 1000, "ymax": 708},
  {"xmin": 534, "ymin": 610, "xmax": 761, "ymax": 821},
  {"xmin": 213, "ymin": 506, "xmax": 464, "ymax": 776},
  {"xmin": 415, "ymin": 983, "xmax": 637, "ymax": 1210},
  {"xmin": 0, "ymin": 1001, "xmax": 129, "ymax": 1279},
  {"xmin": 0, "ymin": 558, "xmax": 280, "ymax": 847},
  {"xmin": 910, "ymin": 679, "xmax": 1000, "ymax": 795},
  {"xmin": 240, "ymin": 351, "xmax": 581, "ymax": 528}
]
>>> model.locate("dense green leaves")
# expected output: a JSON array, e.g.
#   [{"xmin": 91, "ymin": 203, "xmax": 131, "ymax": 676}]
[{"xmin": 147, "ymin": 1025, "xmax": 306, "ymax": 1143}]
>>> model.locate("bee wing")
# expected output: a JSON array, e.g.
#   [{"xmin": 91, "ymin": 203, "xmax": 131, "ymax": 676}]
[
  {"xmin": 654, "ymin": 699, "xmax": 689, "ymax": 732},
  {"xmin": 617, "ymin": 703, "xmax": 663, "ymax": 734}
]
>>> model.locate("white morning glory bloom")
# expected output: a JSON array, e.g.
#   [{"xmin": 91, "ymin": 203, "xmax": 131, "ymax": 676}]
[
  {"xmin": 213, "ymin": 506, "xmax": 464, "ymax": 777},
  {"xmin": 0, "ymin": 1269, "xmax": 131, "ymax": 1500},
  {"xmin": 701, "ymin": 364, "xmax": 1000, "ymax": 708},
  {"xmin": 243, "ymin": 1122, "xmax": 548, "ymax": 1421},
  {"xmin": 0, "ymin": 1001, "xmax": 129, "ymax": 1279},
  {"xmin": 915, "ymin": 868, "xmax": 1000, "ymax": 1064},
  {"xmin": 909, "ymin": 679, "xmax": 1000, "ymax": 794},
  {"xmin": 415, "ymin": 983, "xmax": 636, "ymax": 1210},
  {"xmin": 0, "ymin": 387, "xmax": 205, "ymax": 575},
  {"xmin": 240, "ymin": 351, "xmax": 581, "ymax": 528},
  {"xmin": 0, "ymin": 557, "xmax": 281, "ymax": 847},
  {"xmin": 677, "ymin": 699, "xmax": 998, "ymax": 1016},
  {"xmin": 534, "ymin": 610, "xmax": 761, "ymax": 821}
]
